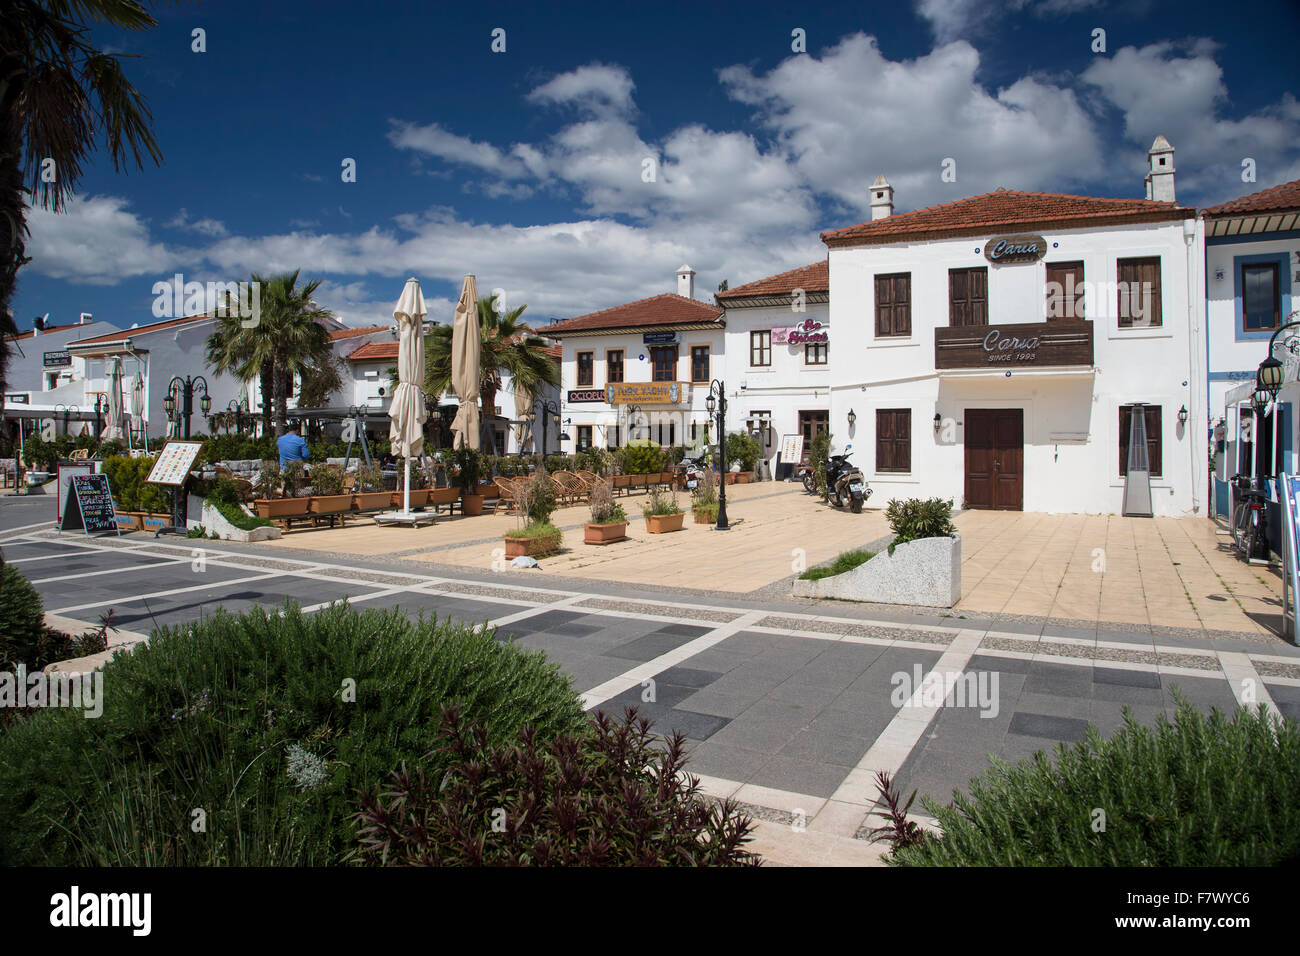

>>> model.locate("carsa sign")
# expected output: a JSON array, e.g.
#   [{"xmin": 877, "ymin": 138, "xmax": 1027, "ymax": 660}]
[{"xmin": 983, "ymin": 234, "xmax": 1047, "ymax": 264}]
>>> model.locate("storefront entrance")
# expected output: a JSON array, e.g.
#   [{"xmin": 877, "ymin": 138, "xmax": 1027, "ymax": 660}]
[{"xmin": 965, "ymin": 408, "xmax": 1024, "ymax": 511}]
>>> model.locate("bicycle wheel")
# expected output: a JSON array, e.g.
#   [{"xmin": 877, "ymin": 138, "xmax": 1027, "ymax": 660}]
[
  {"xmin": 802, "ymin": 470, "xmax": 817, "ymax": 494},
  {"xmin": 1232, "ymin": 503, "xmax": 1250, "ymax": 554}
]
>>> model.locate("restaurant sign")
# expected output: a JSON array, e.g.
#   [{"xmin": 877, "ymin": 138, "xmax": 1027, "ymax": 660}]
[
  {"xmin": 567, "ymin": 388, "xmax": 605, "ymax": 403},
  {"xmin": 604, "ymin": 381, "xmax": 684, "ymax": 405},
  {"xmin": 934, "ymin": 321, "xmax": 1093, "ymax": 370},
  {"xmin": 983, "ymin": 234, "xmax": 1047, "ymax": 265},
  {"xmin": 43, "ymin": 350, "xmax": 72, "ymax": 368},
  {"xmin": 642, "ymin": 331, "xmax": 679, "ymax": 344},
  {"xmin": 773, "ymin": 319, "xmax": 829, "ymax": 345}
]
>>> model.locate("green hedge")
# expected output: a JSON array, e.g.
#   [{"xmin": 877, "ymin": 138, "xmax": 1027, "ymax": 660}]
[
  {"xmin": 102, "ymin": 456, "xmax": 170, "ymax": 513},
  {"xmin": 0, "ymin": 602, "xmax": 587, "ymax": 866}
]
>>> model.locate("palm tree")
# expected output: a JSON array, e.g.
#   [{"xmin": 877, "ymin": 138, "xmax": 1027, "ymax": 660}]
[
  {"xmin": 1, "ymin": 1, "xmax": 165, "ymax": 418},
  {"xmin": 410, "ymin": 295, "xmax": 559, "ymax": 453},
  {"xmin": 205, "ymin": 271, "xmax": 336, "ymax": 437}
]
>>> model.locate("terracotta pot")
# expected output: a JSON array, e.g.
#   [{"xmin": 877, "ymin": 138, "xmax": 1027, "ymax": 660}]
[
  {"xmin": 352, "ymin": 491, "xmax": 391, "ymax": 511},
  {"xmin": 255, "ymin": 497, "xmax": 311, "ymax": 519},
  {"xmin": 461, "ymin": 493, "xmax": 485, "ymax": 516},
  {"xmin": 309, "ymin": 494, "xmax": 354, "ymax": 515},
  {"xmin": 390, "ymin": 488, "xmax": 430, "ymax": 508},
  {"xmin": 693, "ymin": 509, "xmax": 717, "ymax": 524},
  {"xmin": 503, "ymin": 532, "xmax": 562, "ymax": 558},
  {"xmin": 725, "ymin": 473, "xmax": 738, "ymax": 485},
  {"xmin": 584, "ymin": 521, "xmax": 628, "ymax": 545},
  {"xmin": 644, "ymin": 512, "xmax": 685, "ymax": 534},
  {"xmin": 736, "ymin": 472, "xmax": 753, "ymax": 484}
]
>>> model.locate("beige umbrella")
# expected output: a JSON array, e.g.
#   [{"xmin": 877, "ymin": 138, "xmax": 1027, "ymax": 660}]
[
  {"xmin": 513, "ymin": 383, "xmax": 533, "ymax": 454},
  {"xmin": 130, "ymin": 370, "xmax": 146, "ymax": 452},
  {"xmin": 101, "ymin": 357, "xmax": 126, "ymax": 441},
  {"xmin": 449, "ymin": 275, "xmax": 480, "ymax": 451},
  {"xmin": 389, "ymin": 277, "xmax": 429, "ymax": 514}
]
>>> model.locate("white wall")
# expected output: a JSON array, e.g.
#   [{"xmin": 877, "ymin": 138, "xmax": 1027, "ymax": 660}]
[{"xmin": 827, "ymin": 219, "xmax": 1205, "ymax": 516}]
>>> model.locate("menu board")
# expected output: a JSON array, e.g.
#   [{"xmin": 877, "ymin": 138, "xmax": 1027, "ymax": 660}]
[
  {"xmin": 1282, "ymin": 473, "xmax": 1300, "ymax": 644},
  {"xmin": 61, "ymin": 474, "xmax": 120, "ymax": 536},
  {"xmin": 147, "ymin": 441, "xmax": 203, "ymax": 486},
  {"xmin": 779, "ymin": 434, "xmax": 804, "ymax": 466}
]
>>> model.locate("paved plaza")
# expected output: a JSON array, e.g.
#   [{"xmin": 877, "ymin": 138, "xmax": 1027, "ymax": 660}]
[{"xmin": 4, "ymin": 487, "xmax": 1298, "ymax": 866}]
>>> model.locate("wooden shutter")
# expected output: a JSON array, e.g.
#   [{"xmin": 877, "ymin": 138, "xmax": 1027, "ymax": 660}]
[
  {"xmin": 876, "ymin": 273, "xmax": 911, "ymax": 336},
  {"xmin": 1118, "ymin": 257, "xmax": 1162, "ymax": 328},
  {"xmin": 876, "ymin": 409, "xmax": 911, "ymax": 473},
  {"xmin": 1045, "ymin": 261, "xmax": 1084, "ymax": 320},
  {"xmin": 949, "ymin": 268, "xmax": 987, "ymax": 326}
]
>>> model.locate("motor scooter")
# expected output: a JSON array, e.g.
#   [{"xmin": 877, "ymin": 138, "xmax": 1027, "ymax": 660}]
[{"xmin": 824, "ymin": 445, "xmax": 871, "ymax": 513}]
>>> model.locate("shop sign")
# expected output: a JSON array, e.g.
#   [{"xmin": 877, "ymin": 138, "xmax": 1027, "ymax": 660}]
[
  {"xmin": 983, "ymin": 234, "xmax": 1047, "ymax": 264},
  {"xmin": 934, "ymin": 321, "xmax": 1093, "ymax": 369},
  {"xmin": 567, "ymin": 389, "xmax": 606, "ymax": 403},
  {"xmin": 604, "ymin": 381, "xmax": 684, "ymax": 405},
  {"xmin": 642, "ymin": 331, "xmax": 678, "ymax": 344},
  {"xmin": 773, "ymin": 319, "xmax": 829, "ymax": 345},
  {"xmin": 43, "ymin": 350, "xmax": 71, "ymax": 368}
]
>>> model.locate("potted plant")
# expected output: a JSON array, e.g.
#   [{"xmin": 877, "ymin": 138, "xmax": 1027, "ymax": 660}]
[
  {"xmin": 503, "ymin": 471, "xmax": 562, "ymax": 557},
  {"xmin": 352, "ymin": 462, "xmax": 391, "ymax": 510},
  {"xmin": 691, "ymin": 468, "xmax": 719, "ymax": 524},
  {"xmin": 584, "ymin": 478, "xmax": 628, "ymax": 544},
  {"xmin": 453, "ymin": 446, "xmax": 485, "ymax": 516},
  {"xmin": 308, "ymin": 463, "xmax": 352, "ymax": 514},
  {"xmin": 253, "ymin": 460, "xmax": 310, "ymax": 519},
  {"xmin": 726, "ymin": 432, "xmax": 761, "ymax": 483},
  {"xmin": 642, "ymin": 484, "xmax": 684, "ymax": 533},
  {"xmin": 391, "ymin": 460, "xmax": 431, "ymax": 508}
]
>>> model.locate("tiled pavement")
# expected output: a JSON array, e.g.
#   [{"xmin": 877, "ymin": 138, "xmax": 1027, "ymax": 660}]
[{"xmin": 4, "ymin": 499, "xmax": 1300, "ymax": 863}]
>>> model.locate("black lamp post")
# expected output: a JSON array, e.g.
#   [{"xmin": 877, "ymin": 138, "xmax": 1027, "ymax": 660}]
[
  {"xmin": 705, "ymin": 379, "xmax": 730, "ymax": 531},
  {"xmin": 55, "ymin": 403, "xmax": 78, "ymax": 437},
  {"xmin": 227, "ymin": 397, "xmax": 249, "ymax": 434},
  {"xmin": 531, "ymin": 398, "xmax": 562, "ymax": 465},
  {"xmin": 163, "ymin": 375, "xmax": 211, "ymax": 440},
  {"xmin": 92, "ymin": 393, "xmax": 106, "ymax": 438}
]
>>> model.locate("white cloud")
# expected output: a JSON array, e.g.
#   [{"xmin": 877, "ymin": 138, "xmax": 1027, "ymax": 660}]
[
  {"xmin": 915, "ymin": 0, "xmax": 1105, "ymax": 44},
  {"xmin": 526, "ymin": 63, "xmax": 637, "ymax": 117},
  {"xmin": 26, "ymin": 195, "xmax": 185, "ymax": 285},
  {"xmin": 387, "ymin": 120, "xmax": 534, "ymax": 179},
  {"xmin": 167, "ymin": 208, "xmax": 228, "ymax": 237}
]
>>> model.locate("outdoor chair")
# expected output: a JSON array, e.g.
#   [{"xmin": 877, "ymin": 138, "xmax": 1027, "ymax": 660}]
[
  {"xmin": 575, "ymin": 470, "xmax": 601, "ymax": 491},
  {"xmin": 555, "ymin": 470, "xmax": 591, "ymax": 504},
  {"xmin": 549, "ymin": 473, "xmax": 575, "ymax": 506},
  {"xmin": 493, "ymin": 476, "xmax": 522, "ymax": 515}
]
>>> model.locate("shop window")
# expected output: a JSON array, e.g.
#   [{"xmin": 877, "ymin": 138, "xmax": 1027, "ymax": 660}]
[
  {"xmin": 875, "ymin": 273, "xmax": 912, "ymax": 337},
  {"xmin": 650, "ymin": 346, "xmax": 677, "ymax": 382},
  {"xmin": 607, "ymin": 425, "xmax": 621, "ymax": 450},
  {"xmin": 876, "ymin": 409, "xmax": 911, "ymax": 473},
  {"xmin": 948, "ymin": 268, "xmax": 988, "ymax": 327},
  {"xmin": 1045, "ymin": 261, "xmax": 1085, "ymax": 320},
  {"xmin": 750, "ymin": 330, "xmax": 771, "ymax": 367},
  {"xmin": 1117, "ymin": 257, "xmax": 1163, "ymax": 328},
  {"xmin": 1118, "ymin": 404, "xmax": 1162, "ymax": 477},
  {"xmin": 577, "ymin": 351, "xmax": 594, "ymax": 387},
  {"xmin": 691, "ymin": 345, "xmax": 710, "ymax": 382},
  {"xmin": 1243, "ymin": 263, "xmax": 1281, "ymax": 332},
  {"xmin": 606, "ymin": 349, "xmax": 624, "ymax": 383},
  {"xmin": 576, "ymin": 424, "xmax": 593, "ymax": 452},
  {"xmin": 805, "ymin": 341, "xmax": 828, "ymax": 365}
]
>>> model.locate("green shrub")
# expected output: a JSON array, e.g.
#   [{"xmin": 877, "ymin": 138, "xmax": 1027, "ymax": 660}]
[
  {"xmin": 725, "ymin": 432, "xmax": 762, "ymax": 472},
  {"xmin": 451, "ymin": 446, "xmax": 482, "ymax": 492},
  {"xmin": 543, "ymin": 454, "xmax": 574, "ymax": 473},
  {"xmin": 620, "ymin": 443, "xmax": 664, "ymax": 474},
  {"xmin": 351, "ymin": 708, "xmax": 760, "ymax": 866},
  {"xmin": 887, "ymin": 699, "xmax": 1300, "ymax": 867},
  {"xmin": 799, "ymin": 549, "xmax": 874, "ymax": 580},
  {"xmin": 642, "ymin": 485, "xmax": 682, "ymax": 516},
  {"xmin": 102, "ymin": 456, "xmax": 170, "ymax": 513},
  {"xmin": 0, "ymin": 564, "xmax": 50, "ymax": 670},
  {"xmin": 884, "ymin": 497, "xmax": 957, "ymax": 554},
  {"xmin": 809, "ymin": 431, "xmax": 832, "ymax": 500},
  {"xmin": 200, "ymin": 434, "xmax": 277, "ymax": 464},
  {"xmin": 207, "ymin": 498, "xmax": 272, "ymax": 531},
  {"xmin": 0, "ymin": 602, "xmax": 586, "ymax": 866}
]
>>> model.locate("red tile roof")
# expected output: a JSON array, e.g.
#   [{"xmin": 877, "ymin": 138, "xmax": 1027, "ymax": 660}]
[
  {"xmin": 330, "ymin": 323, "xmax": 390, "ymax": 341},
  {"xmin": 716, "ymin": 260, "xmax": 828, "ymax": 300},
  {"xmin": 821, "ymin": 189, "xmax": 1193, "ymax": 247},
  {"xmin": 1202, "ymin": 179, "xmax": 1300, "ymax": 217},
  {"xmin": 9, "ymin": 321, "xmax": 83, "ymax": 340},
  {"xmin": 347, "ymin": 341, "xmax": 399, "ymax": 362},
  {"xmin": 543, "ymin": 293, "xmax": 723, "ymax": 335},
  {"xmin": 69, "ymin": 313, "xmax": 215, "ymax": 347}
]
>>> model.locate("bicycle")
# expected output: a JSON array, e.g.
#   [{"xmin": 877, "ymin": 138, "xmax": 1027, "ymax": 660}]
[{"xmin": 1229, "ymin": 474, "xmax": 1269, "ymax": 562}]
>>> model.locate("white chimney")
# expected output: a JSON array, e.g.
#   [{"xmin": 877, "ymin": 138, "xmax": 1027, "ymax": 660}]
[
  {"xmin": 1144, "ymin": 136, "xmax": 1175, "ymax": 202},
  {"xmin": 870, "ymin": 174, "xmax": 894, "ymax": 220},
  {"xmin": 79, "ymin": 312, "xmax": 93, "ymax": 325},
  {"xmin": 676, "ymin": 264, "xmax": 696, "ymax": 299}
]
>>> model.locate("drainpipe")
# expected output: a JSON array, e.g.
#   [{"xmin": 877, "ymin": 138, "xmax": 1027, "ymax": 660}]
[{"xmin": 1184, "ymin": 217, "xmax": 1201, "ymax": 514}]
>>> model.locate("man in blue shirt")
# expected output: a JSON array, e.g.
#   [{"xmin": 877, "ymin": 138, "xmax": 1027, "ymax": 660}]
[{"xmin": 277, "ymin": 423, "xmax": 310, "ymax": 469}]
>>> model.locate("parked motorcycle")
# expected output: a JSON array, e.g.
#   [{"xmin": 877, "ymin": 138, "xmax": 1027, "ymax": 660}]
[
  {"xmin": 799, "ymin": 464, "xmax": 817, "ymax": 494},
  {"xmin": 824, "ymin": 446, "xmax": 870, "ymax": 513},
  {"xmin": 682, "ymin": 453, "xmax": 709, "ymax": 491}
]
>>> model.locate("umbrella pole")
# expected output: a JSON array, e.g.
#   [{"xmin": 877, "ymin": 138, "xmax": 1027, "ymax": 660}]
[{"xmin": 404, "ymin": 458, "xmax": 411, "ymax": 515}]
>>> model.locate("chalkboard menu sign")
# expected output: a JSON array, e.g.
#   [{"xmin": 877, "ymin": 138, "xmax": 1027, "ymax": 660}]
[{"xmin": 61, "ymin": 474, "xmax": 120, "ymax": 536}]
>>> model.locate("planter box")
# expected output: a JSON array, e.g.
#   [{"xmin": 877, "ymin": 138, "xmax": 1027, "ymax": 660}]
[
  {"xmin": 504, "ymin": 532, "xmax": 562, "ymax": 558},
  {"xmin": 644, "ymin": 512, "xmax": 685, "ymax": 534},
  {"xmin": 584, "ymin": 521, "xmax": 628, "ymax": 545},
  {"xmin": 254, "ymin": 497, "xmax": 311, "ymax": 519},
  {"xmin": 352, "ymin": 491, "xmax": 391, "ymax": 511},
  {"xmin": 693, "ymin": 508, "xmax": 717, "ymax": 524},
  {"xmin": 141, "ymin": 513, "xmax": 171, "ymax": 533},
  {"xmin": 461, "ymin": 493, "xmax": 485, "ymax": 516},
  {"xmin": 390, "ymin": 488, "xmax": 430, "ymax": 508},
  {"xmin": 200, "ymin": 500, "xmax": 280, "ymax": 542},
  {"xmin": 612, "ymin": 475, "xmax": 631, "ymax": 489},
  {"xmin": 724, "ymin": 473, "xmax": 738, "ymax": 485},
  {"xmin": 736, "ymin": 472, "xmax": 753, "ymax": 484},
  {"xmin": 115, "ymin": 512, "xmax": 143, "ymax": 531},
  {"xmin": 309, "ymin": 494, "xmax": 354, "ymax": 515},
  {"xmin": 792, "ymin": 534, "xmax": 961, "ymax": 608},
  {"xmin": 629, "ymin": 474, "xmax": 648, "ymax": 489}
]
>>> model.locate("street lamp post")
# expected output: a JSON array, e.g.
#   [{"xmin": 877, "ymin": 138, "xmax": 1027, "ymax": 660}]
[
  {"xmin": 92, "ymin": 393, "xmax": 106, "ymax": 438},
  {"xmin": 163, "ymin": 375, "xmax": 212, "ymax": 440},
  {"xmin": 705, "ymin": 379, "xmax": 730, "ymax": 531},
  {"xmin": 226, "ymin": 397, "xmax": 249, "ymax": 434},
  {"xmin": 532, "ymin": 398, "xmax": 562, "ymax": 468}
]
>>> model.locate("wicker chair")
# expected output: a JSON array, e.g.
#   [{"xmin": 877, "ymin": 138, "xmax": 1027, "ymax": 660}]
[
  {"xmin": 493, "ymin": 476, "xmax": 523, "ymax": 515},
  {"xmin": 554, "ymin": 470, "xmax": 591, "ymax": 504}
]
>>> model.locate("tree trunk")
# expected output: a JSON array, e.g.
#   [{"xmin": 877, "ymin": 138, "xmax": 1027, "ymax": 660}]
[
  {"xmin": 480, "ymin": 383, "xmax": 498, "ymax": 454},
  {"xmin": 259, "ymin": 363, "xmax": 274, "ymax": 436},
  {"xmin": 273, "ymin": 354, "xmax": 288, "ymax": 437},
  {"xmin": 0, "ymin": 74, "xmax": 31, "ymax": 419}
]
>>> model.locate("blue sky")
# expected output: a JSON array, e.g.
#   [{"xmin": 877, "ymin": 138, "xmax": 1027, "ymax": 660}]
[{"xmin": 15, "ymin": 0, "xmax": 1300, "ymax": 333}]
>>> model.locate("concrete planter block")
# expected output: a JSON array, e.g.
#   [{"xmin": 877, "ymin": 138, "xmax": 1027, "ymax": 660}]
[
  {"xmin": 792, "ymin": 534, "xmax": 961, "ymax": 607},
  {"xmin": 200, "ymin": 500, "xmax": 281, "ymax": 542}
]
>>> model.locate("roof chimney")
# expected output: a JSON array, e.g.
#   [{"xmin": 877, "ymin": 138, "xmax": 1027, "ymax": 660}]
[
  {"xmin": 1144, "ymin": 136, "xmax": 1175, "ymax": 202},
  {"xmin": 676, "ymin": 264, "xmax": 696, "ymax": 299},
  {"xmin": 79, "ymin": 312, "xmax": 93, "ymax": 325},
  {"xmin": 870, "ymin": 174, "xmax": 894, "ymax": 220}
]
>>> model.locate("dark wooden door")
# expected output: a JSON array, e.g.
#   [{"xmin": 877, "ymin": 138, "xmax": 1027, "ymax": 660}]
[{"xmin": 965, "ymin": 409, "xmax": 1024, "ymax": 510}]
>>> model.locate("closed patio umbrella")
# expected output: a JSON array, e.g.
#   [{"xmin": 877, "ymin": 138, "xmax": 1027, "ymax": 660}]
[
  {"xmin": 388, "ymin": 277, "xmax": 428, "ymax": 514},
  {"xmin": 449, "ymin": 275, "xmax": 480, "ymax": 451},
  {"xmin": 514, "ymin": 384, "xmax": 533, "ymax": 454},
  {"xmin": 101, "ymin": 357, "xmax": 126, "ymax": 441},
  {"xmin": 130, "ymin": 369, "xmax": 145, "ymax": 452}
]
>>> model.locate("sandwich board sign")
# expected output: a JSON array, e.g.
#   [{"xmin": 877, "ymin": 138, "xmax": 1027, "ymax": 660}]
[
  {"xmin": 61, "ymin": 473, "xmax": 120, "ymax": 536},
  {"xmin": 1280, "ymin": 473, "xmax": 1300, "ymax": 644}
]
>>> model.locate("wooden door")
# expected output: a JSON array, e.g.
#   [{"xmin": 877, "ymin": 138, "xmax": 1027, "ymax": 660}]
[{"xmin": 965, "ymin": 409, "xmax": 1023, "ymax": 510}]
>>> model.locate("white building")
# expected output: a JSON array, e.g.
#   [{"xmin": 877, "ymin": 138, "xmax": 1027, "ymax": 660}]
[
  {"xmin": 716, "ymin": 260, "xmax": 831, "ymax": 477},
  {"xmin": 543, "ymin": 266, "xmax": 725, "ymax": 455},
  {"xmin": 821, "ymin": 140, "xmax": 1205, "ymax": 516}
]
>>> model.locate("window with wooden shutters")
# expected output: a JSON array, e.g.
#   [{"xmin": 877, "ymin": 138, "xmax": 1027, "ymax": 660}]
[
  {"xmin": 606, "ymin": 349, "xmax": 624, "ymax": 383},
  {"xmin": 1045, "ymin": 261, "xmax": 1085, "ymax": 320},
  {"xmin": 1117, "ymin": 257, "xmax": 1162, "ymax": 328},
  {"xmin": 875, "ymin": 273, "xmax": 912, "ymax": 337},
  {"xmin": 805, "ymin": 341, "xmax": 828, "ymax": 365},
  {"xmin": 1118, "ymin": 404, "xmax": 1162, "ymax": 477},
  {"xmin": 948, "ymin": 267, "xmax": 988, "ymax": 326},
  {"xmin": 750, "ymin": 330, "xmax": 771, "ymax": 367},
  {"xmin": 650, "ymin": 346, "xmax": 677, "ymax": 382},
  {"xmin": 690, "ymin": 345, "xmax": 710, "ymax": 382},
  {"xmin": 876, "ymin": 408, "xmax": 911, "ymax": 473},
  {"xmin": 577, "ymin": 351, "xmax": 594, "ymax": 387}
]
